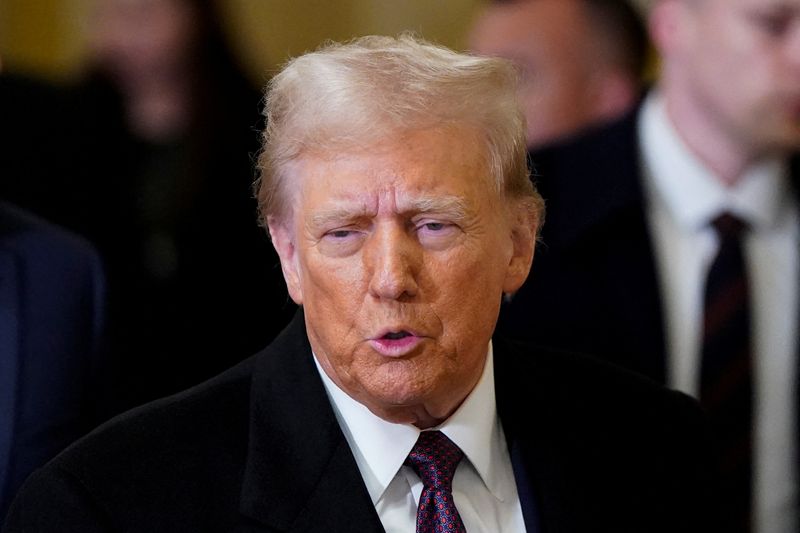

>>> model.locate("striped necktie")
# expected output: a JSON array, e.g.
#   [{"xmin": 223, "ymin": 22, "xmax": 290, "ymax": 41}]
[{"xmin": 700, "ymin": 212, "xmax": 753, "ymax": 533}]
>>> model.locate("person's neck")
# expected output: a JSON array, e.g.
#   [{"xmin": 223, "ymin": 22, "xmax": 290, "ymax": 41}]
[{"xmin": 661, "ymin": 84, "xmax": 765, "ymax": 187}]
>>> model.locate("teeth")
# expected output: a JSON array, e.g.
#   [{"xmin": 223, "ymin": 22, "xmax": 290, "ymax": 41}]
[{"xmin": 384, "ymin": 331, "xmax": 410, "ymax": 340}]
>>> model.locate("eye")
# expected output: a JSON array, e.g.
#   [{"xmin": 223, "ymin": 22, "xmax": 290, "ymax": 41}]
[
  {"xmin": 415, "ymin": 220, "xmax": 453, "ymax": 234},
  {"xmin": 318, "ymin": 227, "xmax": 364, "ymax": 257},
  {"xmin": 423, "ymin": 222, "xmax": 447, "ymax": 232},
  {"xmin": 414, "ymin": 219, "xmax": 460, "ymax": 249},
  {"xmin": 749, "ymin": 10, "xmax": 793, "ymax": 37}
]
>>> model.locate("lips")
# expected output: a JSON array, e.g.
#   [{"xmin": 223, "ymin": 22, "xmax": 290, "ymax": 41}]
[{"xmin": 369, "ymin": 328, "xmax": 424, "ymax": 357}]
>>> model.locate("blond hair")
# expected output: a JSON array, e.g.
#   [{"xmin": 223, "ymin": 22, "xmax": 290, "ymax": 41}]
[{"xmin": 255, "ymin": 34, "xmax": 542, "ymax": 225}]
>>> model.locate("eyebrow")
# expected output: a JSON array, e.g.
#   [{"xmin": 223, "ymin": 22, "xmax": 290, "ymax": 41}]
[
  {"xmin": 405, "ymin": 196, "xmax": 470, "ymax": 219},
  {"xmin": 309, "ymin": 195, "xmax": 471, "ymax": 228}
]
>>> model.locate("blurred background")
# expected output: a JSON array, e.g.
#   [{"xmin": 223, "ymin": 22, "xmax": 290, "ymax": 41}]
[{"xmin": 0, "ymin": 0, "xmax": 650, "ymax": 83}]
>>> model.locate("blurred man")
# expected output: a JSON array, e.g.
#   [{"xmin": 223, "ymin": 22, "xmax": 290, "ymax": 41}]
[
  {"xmin": 469, "ymin": 0, "xmax": 647, "ymax": 147},
  {"xmin": 0, "ymin": 54, "xmax": 109, "ymax": 522},
  {"xmin": 498, "ymin": 1, "xmax": 800, "ymax": 531},
  {"xmin": 5, "ymin": 35, "xmax": 716, "ymax": 532},
  {"xmin": 0, "ymin": 202, "xmax": 107, "ymax": 520}
]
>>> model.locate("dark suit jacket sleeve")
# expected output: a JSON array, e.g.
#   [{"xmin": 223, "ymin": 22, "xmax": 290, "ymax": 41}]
[
  {"xmin": 3, "ymin": 467, "xmax": 110, "ymax": 532},
  {"xmin": 0, "ymin": 203, "xmax": 109, "ymax": 518}
]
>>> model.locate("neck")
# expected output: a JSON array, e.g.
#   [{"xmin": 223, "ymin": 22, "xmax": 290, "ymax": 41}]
[{"xmin": 661, "ymin": 82, "xmax": 760, "ymax": 187}]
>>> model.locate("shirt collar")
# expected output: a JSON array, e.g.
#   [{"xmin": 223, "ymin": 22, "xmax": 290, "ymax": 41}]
[
  {"xmin": 314, "ymin": 342, "xmax": 510, "ymax": 505},
  {"xmin": 639, "ymin": 91, "xmax": 791, "ymax": 232}
]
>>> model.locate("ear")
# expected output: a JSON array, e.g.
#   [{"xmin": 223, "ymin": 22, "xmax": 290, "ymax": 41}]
[
  {"xmin": 503, "ymin": 200, "xmax": 539, "ymax": 295},
  {"xmin": 267, "ymin": 216, "xmax": 304, "ymax": 305}
]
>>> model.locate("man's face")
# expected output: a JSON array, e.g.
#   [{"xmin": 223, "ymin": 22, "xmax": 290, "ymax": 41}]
[
  {"xmin": 670, "ymin": 0, "xmax": 800, "ymax": 153},
  {"xmin": 469, "ymin": 0, "xmax": 602, "ymax": 147},
  {"xmin": 269, "ymin": 126, "xmax": 534, "ymax": 428}
]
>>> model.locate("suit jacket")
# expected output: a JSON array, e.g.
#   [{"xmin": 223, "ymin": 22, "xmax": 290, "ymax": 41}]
[
  {"xmin": 497, "ymin": 106, "xmax": 800, "ymax": 382},
  {"xmin": 495, "ymin": 107, "xmax": 800, "ymax": 512},
  {"xmin": 0, "ymin": 202, "xmax": 107, "ymax": 518},
  {"xmin": 4, "ymin": 310, "xmax": 718, "ymax": 532}
]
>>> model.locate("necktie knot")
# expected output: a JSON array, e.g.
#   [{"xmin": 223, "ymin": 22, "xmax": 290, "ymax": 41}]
[
  {"xmin": 405, "ymin": 431, "xmax": 463, "ymax": 491},
  {"xmin": 711, "ymin": 212, "xmax": 748, "ymax": 241}
]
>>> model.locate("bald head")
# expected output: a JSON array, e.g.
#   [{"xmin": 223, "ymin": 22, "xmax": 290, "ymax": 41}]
[{"xmin": 470, "ymin": 0, "xmax": 646, "ymax": 147}]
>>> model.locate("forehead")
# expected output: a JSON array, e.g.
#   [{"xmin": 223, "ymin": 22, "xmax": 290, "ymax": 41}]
[
  {"xmin": 692, "ymin": 0, "xmax": 800, "ymax": 16},
  {"xmin": 472, "ymin": 0, "xmax": 588, "ymax": 54},
  {"xmin": 287, "ymin": 127, "xmax": 496, "ymax": 216}
]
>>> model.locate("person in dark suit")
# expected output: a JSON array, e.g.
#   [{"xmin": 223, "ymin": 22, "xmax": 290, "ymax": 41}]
[
  {"xmin": 4, "ymin": 35, "xmax": 718, "ymax": 532},
  {"xmin": 497, "ymin": 1, "xmax": 800, "ymax": 531},
  {"xmin": 0, "ymin": 202, "xmax": 107, "ymax": 520}
]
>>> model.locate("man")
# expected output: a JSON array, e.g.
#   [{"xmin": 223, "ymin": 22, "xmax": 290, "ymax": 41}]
[
  {"xmin": 0, "ymin": 202, "xmax": 107, "ymax": 519},
  {"xmin": 497, "ymin": 1, "xmax": 800, "ymax": 531},
  {"xmin": 469, "ymin": 0, "xmax": 647, "ymax": 148},
  {"xmin": 4, "ymin": 35, "xmax": 716, "ymax": 532}
]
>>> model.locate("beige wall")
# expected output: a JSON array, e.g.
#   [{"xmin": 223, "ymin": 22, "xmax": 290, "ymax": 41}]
[
  {"xmin": 223, "ymin": 0, "xmax": 484, "ymax": 85},
  {"xmin": 0, "ymin": 0, "xmax": 485, "ymax": 82},
  {"xmin": 0, "ymin": 0, "xmax": 92, "ymax": 79}
]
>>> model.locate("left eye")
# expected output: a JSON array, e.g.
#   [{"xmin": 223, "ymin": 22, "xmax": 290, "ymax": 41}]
[{"xmin": 422, "ymin": 222, "xmax": 447, "ymax": 231}]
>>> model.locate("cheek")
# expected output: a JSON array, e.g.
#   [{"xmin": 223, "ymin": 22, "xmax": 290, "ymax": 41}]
[
  {"xmin": 302, "ymin": 252, "xmax": 366, "ymax": 298},
  {"xmin": 430, "ymin": 252, "xmax": 505, "ymax": 327}
]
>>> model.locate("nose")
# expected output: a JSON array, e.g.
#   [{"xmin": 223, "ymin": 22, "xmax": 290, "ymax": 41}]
[{"xmin": 366, "ymin": 223, "xmax": 420, "ymax": 301}]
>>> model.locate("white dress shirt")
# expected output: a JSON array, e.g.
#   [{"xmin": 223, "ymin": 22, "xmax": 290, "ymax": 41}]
[
  {"xmin": 314, "ymin": 343, "xmax": 527, "ymax": 533},
  {"xmin": 639, "ymin": 91, "xmax": 799, "ymax": 533}
]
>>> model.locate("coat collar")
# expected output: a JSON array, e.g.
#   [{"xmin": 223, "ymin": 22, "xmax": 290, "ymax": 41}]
[{"xmin": 238, "ymin": 311, "xmax": 384, "ymax": 532}]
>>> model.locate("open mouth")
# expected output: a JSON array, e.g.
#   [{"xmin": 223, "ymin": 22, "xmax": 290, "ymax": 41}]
[
  {"xmin": 370, "ymin": 329, "xmax": 421, "ymax": 357},
  {"xmin": 382, "ymin": 331, "xmax": 412, "ymax": 340}
]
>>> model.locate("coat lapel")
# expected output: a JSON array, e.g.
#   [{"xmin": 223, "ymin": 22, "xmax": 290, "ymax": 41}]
[
  {"xmin": 494, "ymin": 337, "xmax": 592, "ymax": 533},
  {"xmin": 238, "ymin": 312, "xmax": 384, "ymax": 532},
  {"xmin": 0, "ymin": 246, "xmax": 21, "ymax": 507}
]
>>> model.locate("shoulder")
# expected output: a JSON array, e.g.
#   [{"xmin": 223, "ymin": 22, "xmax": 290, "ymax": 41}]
[
  {"xmin": 6, "ymin": 356, "xmax": 258, "ymax": 529},
  {"xmin": 0, "ymin": 201, "xmax": 102, "ymax": 275},
  {"xmin": 493, "ymin": 336, "xmax": 710, "ymax": 466},
  {"xmin": 531, "ymin": 108, "xmax": 640, "ymax": 184},
  {"xmin": 493, "ymin": 338, "xmax": 718, "ymax": 530},
  {"xmin": 495, "ymin": 336, "xmax": 697, "ymax": 423},
  {"xmin": 60, "ymin": 356, "xmax": 255, "ymax": 476}
]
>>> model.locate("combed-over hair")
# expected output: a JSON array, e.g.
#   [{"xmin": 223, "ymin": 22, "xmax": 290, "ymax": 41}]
[{"xmin": 255, "ymin": 34, "xmax": 542, "ymax": 225}]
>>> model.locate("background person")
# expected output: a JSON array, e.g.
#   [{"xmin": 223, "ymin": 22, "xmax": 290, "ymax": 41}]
[
  {"xmin": 0, "ymin": 202, "xmax": 107, "ymax": 520},
  {"xmin": 497, "ymin": 1, "xmax": 800, "ymax": 531},
  {"xmin": 469, "ymin": 0, "xmax": 648, "ymax": 148},
  {"xmin": 3, "ymin": 0, "xmax": 295, "ymax": 412}
]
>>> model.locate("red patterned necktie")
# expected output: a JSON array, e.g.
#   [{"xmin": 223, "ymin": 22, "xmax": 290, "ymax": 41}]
[{"xmin": 405, "ymin": 431, "xmax": 467, "ymax": 533}]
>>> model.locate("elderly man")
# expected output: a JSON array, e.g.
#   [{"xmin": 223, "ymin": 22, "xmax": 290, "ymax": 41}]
[
  {"xmin": 469, "ymin": 0, "xmax": 647, "ymax": 148},
  {"xmin": 497, "ymin": 1, "xmax": 800, "ymax": 531},
  {"xmin": 4, "ymin": 35, "xmax": 715, "ymax": 532}
]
